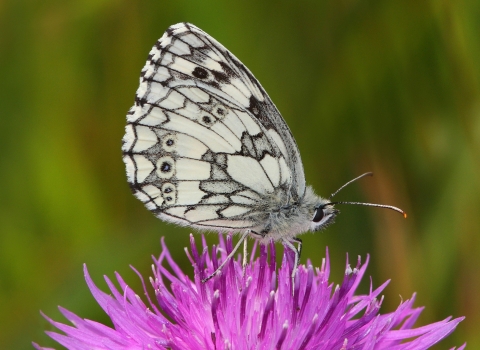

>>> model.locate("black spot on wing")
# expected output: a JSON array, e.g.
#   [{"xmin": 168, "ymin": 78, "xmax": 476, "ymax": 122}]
[
  {"xmin": 160, "ymin": 161, "xmax": 171, "ymax": 173},
  {"xmin": 135, "ymin": 96, "xmax": 147, "ymax": 107},
  {"xmin": 166, "ymin": 26, "xmax": 176, "ymax": 36},
  {"xmin": 240, "ymin": 132, "xmax": 256, "ymax": 158},
  {"xmin": 192, "ymin": 67, "xmax": 208, "ymax": 79},
  {"xmin": 211, "ymin": 70, "xmax": 230, "ymax": 84},
  {"xmin": 154, "ymin": 41, "xmax": 164, "ymax": 51},
  {"xmin": 219, "ymin": 61, "xmax": 237, "ymax": 78},
  {"xmin": 202, "ymin": 115, "xmax": 213, "ymax": 124},
  {"xmin": 198, "ymin": 47, "xmax": 214, "ymax": 57},
  {"xmin": 188, "ymin": 50, "xmax": 210, "ymax": 64},
  {"xmin": 247, "ymin": 95, "xmax": 275, "ymax": 129},
  {"xmin": 204, "ymin": 79, "xmax": 220, "ymax": 89}
]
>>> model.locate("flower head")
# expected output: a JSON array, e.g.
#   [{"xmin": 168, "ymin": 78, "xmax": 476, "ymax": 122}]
[{"xmin": 34, "ymin": 234, "xmax": 464, "ymax": 349}]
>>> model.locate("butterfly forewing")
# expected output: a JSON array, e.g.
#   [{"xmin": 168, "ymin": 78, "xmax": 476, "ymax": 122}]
[{"xmin": 123, "ymin": 23, "xmax": 306, "ymax": 231}]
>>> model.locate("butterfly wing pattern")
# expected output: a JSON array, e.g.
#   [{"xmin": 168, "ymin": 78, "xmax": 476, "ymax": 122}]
[{"xmin": 123, "ymin": 23, "xmax": 337, "ymax": 249}]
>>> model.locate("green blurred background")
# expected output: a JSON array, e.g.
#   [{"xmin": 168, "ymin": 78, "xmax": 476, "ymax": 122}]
[{"xmin": 1, "ymin": 0, "xmax": 479, "ymax": 349}]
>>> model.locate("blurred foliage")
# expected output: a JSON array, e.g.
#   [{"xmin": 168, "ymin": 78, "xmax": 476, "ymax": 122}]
[{"xmin": 0, "ymin": 0, "xmax": 479, "ymax": 349}]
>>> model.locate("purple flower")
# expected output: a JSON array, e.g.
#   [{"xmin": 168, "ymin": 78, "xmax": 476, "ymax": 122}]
[{"xmin": 34, "ymin": 234, "xmax": 464, "ymax": 350}]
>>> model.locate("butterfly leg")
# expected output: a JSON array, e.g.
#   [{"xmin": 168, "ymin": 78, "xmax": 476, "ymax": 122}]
[
  {"xmin": 242, "ymin": 237, "xmax": 248, "ymax": 277},
  {"xmin": 202, "ymin": 230, "xmax": 250, "ymax": 283},
  {"xmin": 292, "ymin": 237, "xmax": 303, "ymax": 261},
  {"xmin": 282, "ymin": 237, "xmax": 303, "ymax": 294}
]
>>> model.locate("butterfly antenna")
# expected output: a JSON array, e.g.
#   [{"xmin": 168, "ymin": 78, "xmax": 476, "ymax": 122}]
[
  {"xmin": 329, "ymin": 172, "xmax": 374, "ymax": 199},
  {"xmin": 329, "ymin": 201, "xmax": 407, "ymax": 218},
  {"xmin": 328, "ymin": 172, "xmax": 407, "ymax": 218}
]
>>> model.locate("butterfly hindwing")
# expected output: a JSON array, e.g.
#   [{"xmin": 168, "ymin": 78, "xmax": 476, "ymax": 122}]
[{"xmin": 123, "ymin": 23, "xmax": 304, "ymax": 231}]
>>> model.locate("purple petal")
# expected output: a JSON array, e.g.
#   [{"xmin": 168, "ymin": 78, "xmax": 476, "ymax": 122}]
[{"xmin": 35, "ymin": 235, "xmax": 464, "ymax": 350}]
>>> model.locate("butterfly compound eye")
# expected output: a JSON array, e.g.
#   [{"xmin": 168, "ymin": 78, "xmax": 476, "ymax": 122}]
[{"xmin": 312, "ymin": 208, "xmax": 324, "ymax": 223}]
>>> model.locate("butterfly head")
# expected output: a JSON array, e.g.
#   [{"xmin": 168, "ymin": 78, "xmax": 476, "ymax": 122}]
[
  {"xmin": 310, "ymin": 200, "xmax": 339, "ymax": 232},
  {"xmin": 298, "ymin": 188, "xmax": 338, "ymax": 233}
]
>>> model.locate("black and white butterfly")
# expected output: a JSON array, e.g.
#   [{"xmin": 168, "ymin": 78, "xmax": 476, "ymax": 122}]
[{"xmin": 122, "ymin": 23, "xmax": 404, "ymax": 281}]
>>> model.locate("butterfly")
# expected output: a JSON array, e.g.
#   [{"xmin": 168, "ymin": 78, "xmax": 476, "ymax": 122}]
[{"xmin": 122, "ymin": 22, "xmax": 405, "ymax": 283}]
